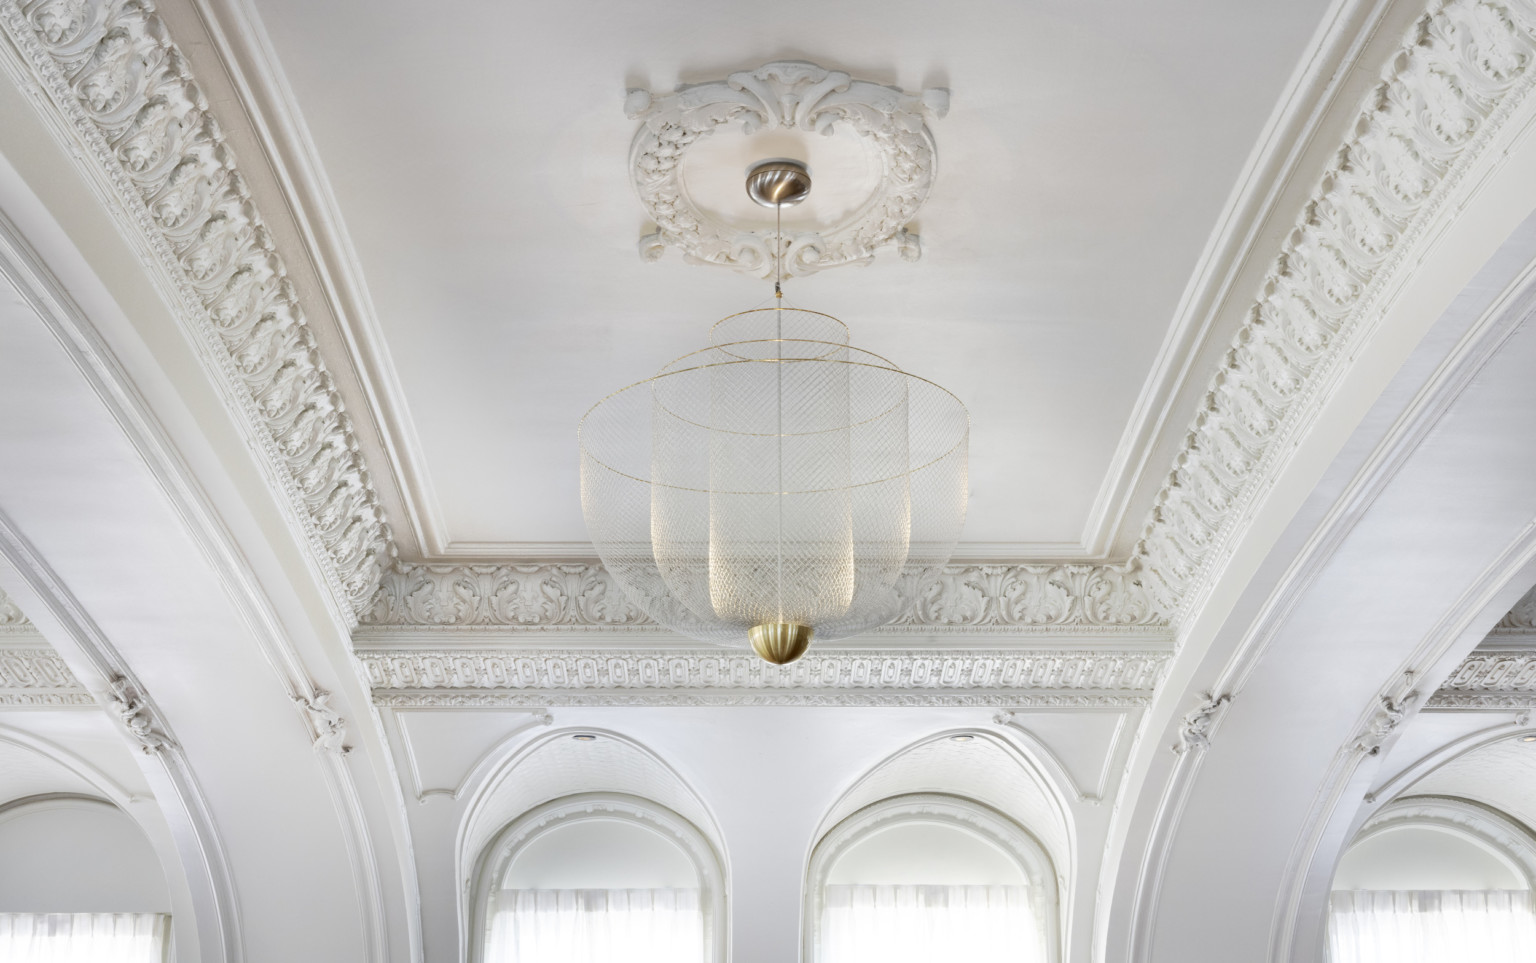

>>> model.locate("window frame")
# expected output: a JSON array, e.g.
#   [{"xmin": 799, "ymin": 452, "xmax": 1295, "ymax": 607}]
[
  {"xmin": 804, "ymin": 792, "xmax": 1059, "ymax": 962},
  {"xmin": 469, "ymin": 792, "xmax": 726, "ymax": 963}
]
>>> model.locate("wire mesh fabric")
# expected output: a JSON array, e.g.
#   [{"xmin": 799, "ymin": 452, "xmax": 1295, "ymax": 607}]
[{"xmin": 580, "ymin": 306, "xmax": 968, "ymax": 647}]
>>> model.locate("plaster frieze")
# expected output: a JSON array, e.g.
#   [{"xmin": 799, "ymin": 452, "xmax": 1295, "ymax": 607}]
[
  {"xmin": 357, "ymin": 645, "xmax": 1168, "ymax": 708},
  {"xmin": 360, "ymin": 560, "xmax": 1166, "ymax": 631},
  {"xmin": 1131, "ymin": 0, "xmax": 1536, "ymax": 618},
  {"xmin": 1427, "ymin": 647, "xmax": 1536, "ymax": 708},
  {"xmin": 628, "ymin": 61, "xmax": 945, "ymax": 278},
  {"xmin": 0, "ymin": 645, "xmax": 92, "ymax": 706},
  {"xmin": 1, "ymin": 0, "xmax": 392, "ymax": 620}
]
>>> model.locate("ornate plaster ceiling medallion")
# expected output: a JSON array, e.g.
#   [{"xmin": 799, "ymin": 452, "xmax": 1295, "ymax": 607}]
[{"xmin": 626, "ymin": 61, "xmax": 948, "ymax": 278}]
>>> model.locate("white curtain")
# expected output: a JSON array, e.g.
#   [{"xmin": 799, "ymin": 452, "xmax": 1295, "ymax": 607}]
[
  {"xmin": 1329, "ymin": 890, "xmax": 1536, "ymax": 963},
  {"xmin": 820, "ymin": 884, "xmax": 1043, "ymax": 963},
  {"xmin": 486, "ymin": 888, "xmax": 704, "ymax": 963},
  {"xmin": 0, "ymin": 913, "xmax": 168, "ymax": 963}
]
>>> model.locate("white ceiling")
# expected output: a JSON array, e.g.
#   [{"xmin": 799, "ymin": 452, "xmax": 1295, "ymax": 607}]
[{"xmin": 248, "ymin": 0, "xmax": 1335, "ymax": 556}]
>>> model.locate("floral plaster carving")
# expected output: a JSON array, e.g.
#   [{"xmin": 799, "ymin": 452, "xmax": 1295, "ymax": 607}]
[
  {"xmin": 361, "ymin": 560, "xmax": 1164, "ymax": 631},
  {"xmin": 293, "ymin": 688, "xmax": 350, "ymax": 755},
  {"xmin": 107, "ymin": 674, "xmax": 173, "ymax": 753},
  {"xmin": 1353, "ymin": 674, "xmax": 1418, "ymax": 755},
  {"xmin": 628, "ymin": 61, "xmax": 947, "ymax": 278},
  {"xmin": 1174, "ymin": 691, "xmax": 1231, "ymax": 754},
  {"xmin": 1426, "ymin": 647, "xmax": 1536, "ymax": 708},
  {"xmin": 0, "ymin": 586, "xmax": 29, "ymax": 629},
  {"xmin": 356, "ymin": 646, "xmax": 1167, "ymax": 707},
  {"xmin": 2, "ymin": 0, "xmax": 393, "ymax": 619},
  {"xmin": 1131, "ymin": 0, "xmax": 1536, "ymax": 617}
]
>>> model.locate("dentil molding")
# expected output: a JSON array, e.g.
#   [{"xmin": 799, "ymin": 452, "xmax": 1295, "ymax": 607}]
[
  {"xmin": 360, "ymin": 559, "xmax": 1166, "ymax": 631},
  {"xmin": 0, "ymin": 0, "xmax": 393, "ymax": 620},
  {"xmin": 356, "ymin": 645, "xmax": 1168, "ymax": 708},
  {"xmin": 628, "ymin": 61, "xmax": 946, "ymax": 278},
  {"xmin": 1130, "ymin": 0, "xmax": 1536, "ymax": 617}
]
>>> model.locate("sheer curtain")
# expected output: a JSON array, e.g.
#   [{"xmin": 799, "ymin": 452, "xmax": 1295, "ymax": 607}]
[
  {"xmin": 820, "ymin": 884, "xmax": 1043, "ymax": 963},
  {"xmin": 0, "ymin": 913, "xmax": 168, "ymax": 963},
  {"xmin": 485, "ymin": 888, "xmax": 704, "ymax": 963},
  {"xmin": 1329, "ymin": 890, "xmax": 1536, "ymax": 963}
]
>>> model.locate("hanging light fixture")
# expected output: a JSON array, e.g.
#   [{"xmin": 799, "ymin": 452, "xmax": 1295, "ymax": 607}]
[{"xmin": 580, "ymin": 159, "xmax": 968, "ymax": 664}]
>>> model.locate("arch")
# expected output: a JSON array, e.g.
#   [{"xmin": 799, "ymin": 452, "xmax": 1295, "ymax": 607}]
[
  {"xmin": 468, "ymin": 792, "xmax": 726, "ymax": 963},
  {"xmin": 1345, "ymin": 795, "xmax": 1536, "ymax": 890},
  {"xmin": 805, "ymin": 792, "xmax": 1060, "ymax": 961},
  {"xmin": 457, "ymin": 728, "xmax": 729, "ymax": 961},
  {"xmin": 0, "ymin": 794, "xmax": 172, "ymax": 913}
]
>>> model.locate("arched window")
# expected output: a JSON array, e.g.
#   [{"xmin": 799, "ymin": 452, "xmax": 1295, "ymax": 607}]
[
  {"xmin": 472, "ymin": 793, "xmax": 725, "ymax": 963},
  {"xmin": 1329, "ymin": 796, "xmax": 1536, "ymax": 961},
  {"xmin": 0, "ymin": 795, "xmax": 171, "ymax": 962},
  {"xmin": 806, "ymin": 793, "xmax": 1057, "ymax": 963}
]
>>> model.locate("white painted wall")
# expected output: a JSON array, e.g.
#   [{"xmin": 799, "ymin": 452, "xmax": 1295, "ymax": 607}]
[
  {"xmin": 502, "ymin": 818, "xmax": 698, "ymax": 889},
  {"xmin": 827, "ymin": 821, "xmax": 1024, "ymax": 885},
  {"xmin": 0, "ymin": 798, "xmax": 170, "ymax": 912},
  {"xmin": 1333, "ymin": 826, "xmax": 1526, "ymax": 891}
]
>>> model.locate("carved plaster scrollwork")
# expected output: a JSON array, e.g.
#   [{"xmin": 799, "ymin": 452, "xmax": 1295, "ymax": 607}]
[
  {"xmin": 1353, "ymin": 673, "xmax": 1417, "ymax": 755},
  {"xmin": 1131, "ymin": 0, "xmax": 1536, "ymax": 618},
  {"xmin": 293, "ymin": 688, "xmax": 350, "ymax": 755},
  {"xmin": 1173, "ymin": 691, "xmax": 1231, "ymax": 754},
  {"xmin": 361, "ymin": 559, "xmax": 1166, "ymax": 630},
  {"xmin": 0, "ymin": 585, "xmax": 30, "ymax": 629},
  {"xmin": 106, "ymin": 674, "xmax": 172, "ymax": 753},
  {"xmin": 628, "ymin": 61, "xmax": 947, "ymax": 278},
  {"xmin": 357, "ymin": 646, "xmax": 1169, "ymax": 708},
  {"xmin": 1, "ymin": 0, "xmax": 394, "ymax": 620}
]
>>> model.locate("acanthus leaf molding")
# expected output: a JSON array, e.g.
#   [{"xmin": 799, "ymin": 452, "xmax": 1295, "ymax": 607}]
[
  {"xmin": 1, "ymin": 0, "xmax": 394, "ymax": 621},
  {"xmin": 360, "ymin": 559, "xmax": 1166, "ymax": 630},
  {"xmin": 1132, "ymin": 0, "xmax": 1536, "ymax": 619}
]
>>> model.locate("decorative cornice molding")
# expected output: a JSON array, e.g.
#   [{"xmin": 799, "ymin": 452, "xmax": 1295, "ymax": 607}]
[
  {"xmin": 1495, "ymin": 584, "xmax": 1536, "ymax": 630},
  {"xmin": 0, "ymin": 584, "xmax": 32, "ymax": 631},
  {"xmin": 627, "ymin": 61, "xmax": 945, "ymax": 278},
  {"xmin": 0, "ymin": 0, "xmax": 393, "ymax": 620},
  {"xmin": 0, "ymin": 646, "xmax": 92, "ymax": 706},
  {"xmin": 360, "ymin": 559, "xmax": 1168, "ymax": 631},
  {"xmin": 357, "ymin": 645, "xmax": 1168, "ymax": 708},
  {"xmin": 1132, "ymin": 0, "xmax": 1536, "ymax": 618},
  {"xmin": 1427, "ymin": 647, "xmax": 1536, "ymax": 708}
]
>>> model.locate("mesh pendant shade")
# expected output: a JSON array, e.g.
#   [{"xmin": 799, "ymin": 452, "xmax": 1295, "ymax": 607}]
[{"xmin": 580, "ymin": 305, "xmax": 968, "ymax": 657}]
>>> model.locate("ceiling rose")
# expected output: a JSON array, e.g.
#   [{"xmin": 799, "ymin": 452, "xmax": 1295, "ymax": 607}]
[
  {"xmin": 626, "ymin": 61, "xmax": 948, "ymax": 278},
  {"xmin": 582, "ymin": 160, "xmax": 969, "ymax": 664}
]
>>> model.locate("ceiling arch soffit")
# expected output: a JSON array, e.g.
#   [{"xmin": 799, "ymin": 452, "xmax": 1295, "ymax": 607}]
[{"xmin": 8, "ymin": 0, "xmax": 1536, "ymax": 645}]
